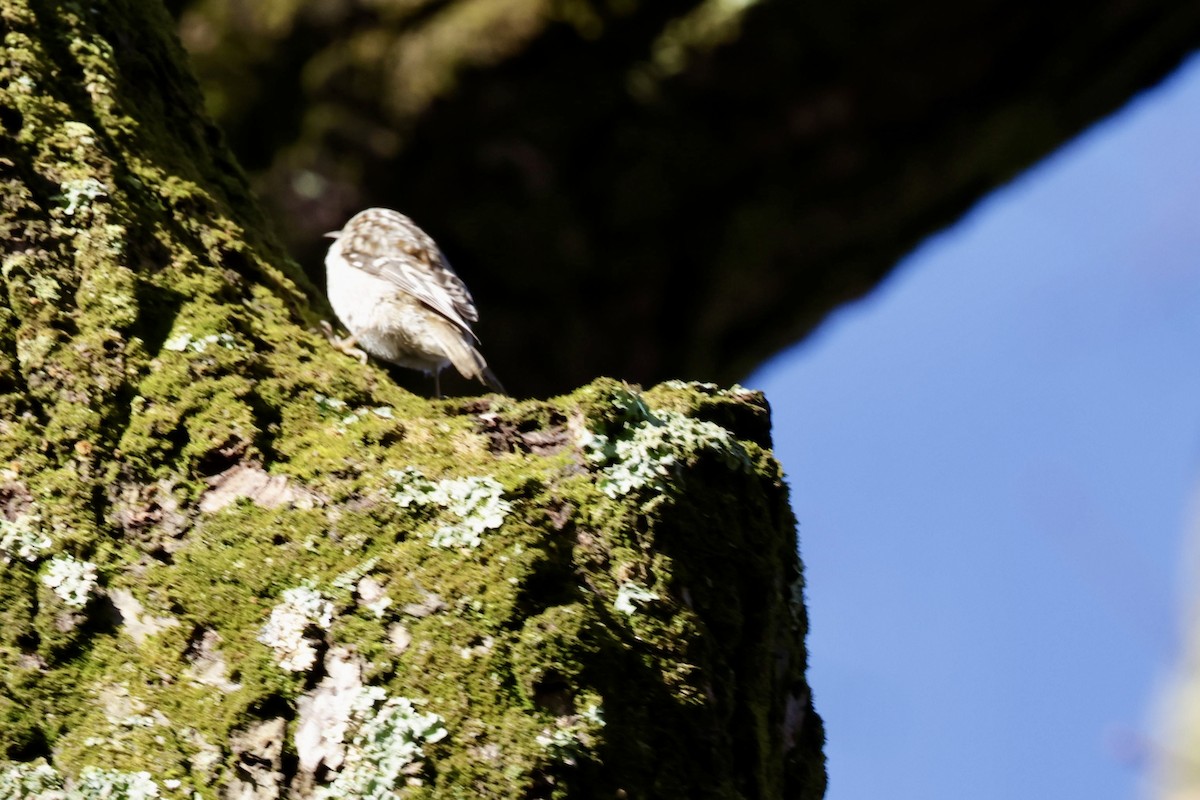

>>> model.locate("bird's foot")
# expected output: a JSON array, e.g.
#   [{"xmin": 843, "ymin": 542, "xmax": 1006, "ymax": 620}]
[{"xmin": 320, "ymin": 320, "xmax": 369, "ymax": 364}]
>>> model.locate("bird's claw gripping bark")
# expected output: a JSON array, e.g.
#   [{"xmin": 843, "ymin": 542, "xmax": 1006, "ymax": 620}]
[{"xmin": 320, "ymin": 320, "xmax": 369, "ymax": 364}]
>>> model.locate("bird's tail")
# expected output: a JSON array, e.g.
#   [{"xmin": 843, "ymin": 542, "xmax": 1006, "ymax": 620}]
[
  {"xmin": 434, "ymin": 323, "xmax": 506, "ymax": 395},
  {"xmin": 481, "ymin": 367, "xmax": 506, "ymax": 395}
]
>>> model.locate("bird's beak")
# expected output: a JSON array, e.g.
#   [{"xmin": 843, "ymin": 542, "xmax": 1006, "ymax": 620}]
[{"xmin": 323, "ymin": 230, "xmax": 342, "ymax": 239}]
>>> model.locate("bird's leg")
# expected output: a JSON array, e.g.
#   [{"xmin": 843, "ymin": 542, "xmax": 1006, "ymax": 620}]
[
  {"xmin": 434, "ymin": 370, "xmax": 442, "ymax": 400},
  {"xmin": 319, "ymin": 320, "xmax": 369, "ymax": 364}
]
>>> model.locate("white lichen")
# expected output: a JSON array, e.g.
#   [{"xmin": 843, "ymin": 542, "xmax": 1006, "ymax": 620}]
[
  {"xmin": 258, "ymin": 586, "xmax": 334, "ymax": 673},
  {"xmin": 163, "ymin": 332, "xmax": 193, "ymax": 351},
  {"xmin": 162, "ymin": 332, "xmax": 241, "ymax": 353},
  {"xmin": 659, "ymin": 379, "xmax": 758, "ymax": 399},
  {"xmin": 72, "ymin": 767, "xmax": 160, "ymax": 799},
  {"xmin": 0, "ymin": 514, "xmax": 51, "ymax": 564},
  {"xmin": 660, "ymin": 379, "xmax": 721, "ymax": 392},
  {"xmin": 0, "ymin": 762, "xmax": 164, "ymax": 800},
  {"xmin": 427, "ymin": 477, "xmax": 511, "ymax": 549},
  {"xmin": 313, "ymin": 394, "xmax": 394, "ymax": 429},
  {"xmin": 312, "ymin": 392, "xmax": 348, "ymax": 413},
  {"xmin": 41, "ymin": 556, "xmax": 98, "ymax": 608},
  {"xmin": 317, "ymin": 692, "xmax": 447, "ymax": 800},
  {"xmin": 330, "ymin": 557, "xmax": 380, "ymax": 593},
  {"xmin": 535, "ymin": 703, "xmax": 605, "ymax": 764},
  {"xmin": 613, "ymin": 581, "xmax": 659, "ymax": 615},
  {"xmin": 0, "ymin": 760, "xmax": 63, "ymax": 799},
  {"xmin": 388, "ymin": 469, "xmax": 512, "ymax": 549},
  {"xmin": 340, "ymin": 407, "xmax": 395, "ymax": 428},
  {"xmin": 582, "ymin": 389, "xmax": 751, "ymax": 498},
  {"xmin": 387, "ymin": 467, "xmax": 438, "ymax": 508},
  {"xmin": 58, "ymin": 177, "xmax": 106, "ymax": 216}
]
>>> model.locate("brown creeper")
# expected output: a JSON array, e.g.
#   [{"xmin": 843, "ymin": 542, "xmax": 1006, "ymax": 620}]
[{"xmin": 324, "ymin": 208, "xmax": 503, "ymax": 396}]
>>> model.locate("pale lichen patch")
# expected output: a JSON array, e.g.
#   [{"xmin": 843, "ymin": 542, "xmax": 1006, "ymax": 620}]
[
  {"xmin": 73, "ymin": 766, "xmax": 162, "ymax": 799},
  {"xmin": 258, "ymin": 585, "xmax": 334, "ymax": 673},
  {"xmin": 581, "ymin": 386, "xmax": 752, "ymax": 498},
  {"xmin": 315, "ymin": 690, "xmax": 447, "ymax": 800},
  {"xmin": 56, "ymin": 177, "xmax": 107, "ymax": 216},
  {"xmin": 40, "ymin": 555, "xmax": 97, "ymax": 608},
  {"xmin": 535, "ymin": 702, "xmax": 605, "ymax": 764},
  {"xmin": 613, "ymin": 581, "xmax": 659, "ymax": 615},
  {"xmin": 0, "ymin": 760, "xmax": 61, "ymax": 797},
  {"xmin": 0, "ymin": 512, "xmax": 51, "ymax": 563},
  {"xmin": 0, "ymin": 760, "xmax": 167, "ymax": 800},
  {"xmin": 162, "ymin": 331, "xmax": 242, "ymax": 353},
  {"xmin": 388, "ymin": 467, "xmax": 512, "ymax": 549}
]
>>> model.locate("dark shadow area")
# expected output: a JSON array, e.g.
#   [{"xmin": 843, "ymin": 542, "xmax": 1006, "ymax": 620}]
[{"xmin": 173, "ymin": 0, "xmax": 1200, "ymax": 396}]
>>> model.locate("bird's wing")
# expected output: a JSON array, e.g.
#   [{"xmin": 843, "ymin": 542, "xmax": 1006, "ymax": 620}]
[
  {"xmin": 340, "ymin": 210, "xmax": 481, "ymax": 340},
  {"xmin": 371, "ymin": 250, "xmax": 480, "ymax": 340}
]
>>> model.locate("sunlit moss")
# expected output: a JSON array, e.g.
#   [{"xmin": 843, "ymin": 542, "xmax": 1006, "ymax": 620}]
[{"xmin": 0, "ymin": 0, "xmax": 821, "ymax": 796}]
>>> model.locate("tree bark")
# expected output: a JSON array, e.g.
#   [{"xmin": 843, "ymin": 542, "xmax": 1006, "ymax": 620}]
[{"xmin": 0, "ymin": 2, "xmax": 823, "ymax": 797}]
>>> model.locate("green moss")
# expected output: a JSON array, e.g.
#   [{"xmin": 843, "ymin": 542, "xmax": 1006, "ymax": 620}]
[
  {"xmin": 15, "ymin": 377, "xmax": 814, "ymax": 795},
  {"xmin": 0, "ymin": 0, "xmax": 822, "ymax": 795}
]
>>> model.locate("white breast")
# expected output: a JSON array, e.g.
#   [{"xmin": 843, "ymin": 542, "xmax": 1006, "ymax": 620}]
[
  {"xmin": 325, "ymin": 239, "xmax": 451, "ymax": 373},
  {"xmin": 326, "ymin": 239, "xmax": 393, "ymax": 331}
]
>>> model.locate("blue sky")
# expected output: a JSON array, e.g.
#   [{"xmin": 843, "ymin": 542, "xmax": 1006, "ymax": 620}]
[{"xmin": 750, "ymin": 54, "xmax": 1200, "ymax": 799}]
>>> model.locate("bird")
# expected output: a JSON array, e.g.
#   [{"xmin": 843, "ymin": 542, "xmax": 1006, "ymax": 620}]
[{"xmin": 322, "ymin": 207, "xmax": 504, "ymax": 397}]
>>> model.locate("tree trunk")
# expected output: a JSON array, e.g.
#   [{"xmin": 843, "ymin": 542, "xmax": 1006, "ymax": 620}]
[{"xmin": 0, "ymin": 2, "xmax": 824, "ymax": 797}]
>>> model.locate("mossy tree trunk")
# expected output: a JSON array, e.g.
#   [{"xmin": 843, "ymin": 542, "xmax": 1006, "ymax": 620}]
[{"xmin": 0, "ymin": 2, "xmax": 824, "ymax": 797}]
